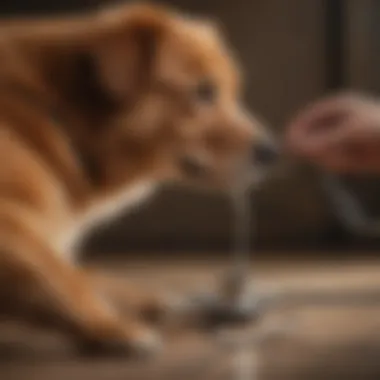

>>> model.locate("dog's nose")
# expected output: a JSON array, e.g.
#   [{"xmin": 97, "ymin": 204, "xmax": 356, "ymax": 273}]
[{"xmin": 252, "ymin": 141, "xmax": 279, "ymax": 166}]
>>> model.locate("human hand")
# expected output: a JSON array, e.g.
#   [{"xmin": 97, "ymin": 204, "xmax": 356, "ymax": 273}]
[{"xmin": 285, "ymin": 93, "xmax": 380, "ymax": 174}]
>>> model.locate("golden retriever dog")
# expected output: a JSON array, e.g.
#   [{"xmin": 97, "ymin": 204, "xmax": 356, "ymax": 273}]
[{"xmin": 0, "ymin": 2, "xmax": 277, "ymax": 355}]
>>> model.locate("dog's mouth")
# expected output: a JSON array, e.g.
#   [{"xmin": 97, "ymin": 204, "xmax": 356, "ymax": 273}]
[
  {"xmin": 176, "ymin": 126, "xmax": 280, "ymax": 190},
  {"xmin": 231, "ymin": 139, "xmax": 281, "ymax": 189},
  {"xmin": 178, "ymin": 148, "xmax": 279, "ymax": 191}
]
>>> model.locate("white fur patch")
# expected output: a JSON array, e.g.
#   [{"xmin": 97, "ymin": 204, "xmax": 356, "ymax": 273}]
[{"xmin": 57, "ymin": 181, "xmax": 157, "ymax": 259}]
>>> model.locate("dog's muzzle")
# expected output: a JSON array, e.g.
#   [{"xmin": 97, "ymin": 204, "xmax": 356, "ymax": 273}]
[{"xmin": 251, "ymin": 140, "xmax": 279, "ymax": 167}]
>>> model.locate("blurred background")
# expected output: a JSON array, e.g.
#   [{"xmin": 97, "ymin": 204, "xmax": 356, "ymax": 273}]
[
  {"xmin": 2, "ymin": 0, "xmax": 380, "ymax": 256},
  {"xmin": 3, "ymin": 2, "xmax": 380, "ymax": 380}
]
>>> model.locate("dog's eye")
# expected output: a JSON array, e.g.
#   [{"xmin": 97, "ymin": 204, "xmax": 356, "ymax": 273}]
[{"xmin": 195, "ymin": 80, "xmax": 216, "ymax": 103}]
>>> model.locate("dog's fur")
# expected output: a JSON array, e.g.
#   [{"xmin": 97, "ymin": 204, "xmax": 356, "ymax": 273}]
[{"xmin": 0, "ymin": 2, "xmax": 272, "ymax": 354}]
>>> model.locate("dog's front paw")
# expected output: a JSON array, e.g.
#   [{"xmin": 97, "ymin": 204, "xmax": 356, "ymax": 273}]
[
  {"xmin": 79, "ymin": 325, "xmax": 162, "ymax": 359},
  {"xmin": 139, "ymin": 292, "xmax": 192, "ymax": 325},
  {"xmin": 124, "ymin": 328, "xmax": 162, "ymax": 358}
]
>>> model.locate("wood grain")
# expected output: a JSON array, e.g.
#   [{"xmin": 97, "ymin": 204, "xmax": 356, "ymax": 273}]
[{"xmin": 1, "ymin": 255, "xmax": 380, "ymax": 380}]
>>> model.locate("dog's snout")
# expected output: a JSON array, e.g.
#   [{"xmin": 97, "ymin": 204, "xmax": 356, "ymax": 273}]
[{"xmin": 252, "ymin": 141, "xmax": 279, "ymax": 166}]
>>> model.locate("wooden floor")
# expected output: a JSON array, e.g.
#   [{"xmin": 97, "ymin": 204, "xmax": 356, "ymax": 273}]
[{"xmin": 2, "ymin": 254, "xmax": 380, "ymax": 380}]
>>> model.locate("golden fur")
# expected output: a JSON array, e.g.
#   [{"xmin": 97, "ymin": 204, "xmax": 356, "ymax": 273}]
[{"xmin": 0, "ymin": 2, "xmax": 274, "ymax": 354}]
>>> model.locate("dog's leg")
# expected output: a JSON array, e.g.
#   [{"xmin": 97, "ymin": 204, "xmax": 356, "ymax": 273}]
[
  {"xmin": 86, "ymin": 269, "xmax": 182, "ymax": 325},
  {"xmin": 86, "ymin": 271, "xmax": 259, "ymax": 332},
  {"xmin": 0, "ymin": 221, "xmax": 160, "ymax": 356}
]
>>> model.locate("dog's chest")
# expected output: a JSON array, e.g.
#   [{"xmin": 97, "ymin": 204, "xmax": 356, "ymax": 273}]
[{"xmin": 57, "ymin": 181, "xmax": 157, "ymax": 258}]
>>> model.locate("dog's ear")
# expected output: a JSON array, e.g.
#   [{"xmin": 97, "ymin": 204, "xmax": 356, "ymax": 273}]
[{"xmin": 92, "ymin": 5, "xmax": 168, "ymax": 102}]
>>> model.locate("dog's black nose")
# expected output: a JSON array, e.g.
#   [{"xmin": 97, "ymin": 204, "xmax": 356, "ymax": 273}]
[{"xmin": 252, "ymin": 141, "xmax": 279, "ymax": 165}]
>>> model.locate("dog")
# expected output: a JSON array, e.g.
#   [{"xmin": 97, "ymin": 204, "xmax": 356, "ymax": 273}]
[{"xmin": 0, "ymin": 2, "xmax": 278, "ymax": 355}]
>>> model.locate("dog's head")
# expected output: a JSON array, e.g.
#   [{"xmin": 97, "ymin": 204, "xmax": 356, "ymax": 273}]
[{"xmin": 74, "ymin": 3, "xmax": 278, "ymax": 192}]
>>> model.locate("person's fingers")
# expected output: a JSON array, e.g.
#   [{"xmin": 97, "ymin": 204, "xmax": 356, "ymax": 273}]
[
  {"xmin": 306, "ymin": 147, "xmax": 365, "ymax": 174},
  {"xmin": 353, "ymin": 146, "xmax": 380, "ymax": 173},
  {"xmin": 289, "ymin": 119, "xmax": 357, "ymax": 161},
  {"xmin": 286, "ymin": 95, "xmax": 355, "ymax": 154},
  {"xmin": 306, "ymin": 134, "xmax": 380, "ymax": 174},
  {"xmin": 287, "ymin": 95, "xmax": 353, "ymax": 134},
  {"xmin": 285, "ymin": 92, "xmax": 380, "ymax": 173}
]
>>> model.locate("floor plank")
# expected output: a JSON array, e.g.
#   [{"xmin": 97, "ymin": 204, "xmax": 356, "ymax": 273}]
[{"xmin": 2, "ymin": 255, "xmax": 380, "ymax": 380}]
